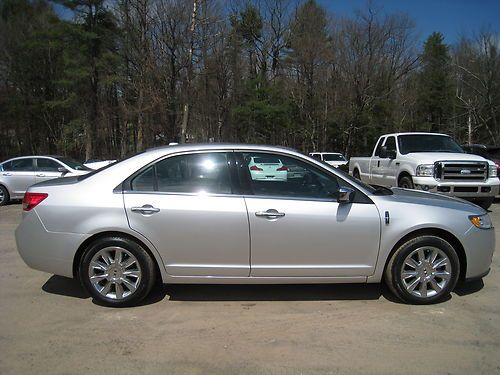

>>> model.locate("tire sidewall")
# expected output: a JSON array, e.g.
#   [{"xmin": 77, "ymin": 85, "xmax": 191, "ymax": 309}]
[
  {"xmin": 390, "ymin": 236, "xmax": 460, "ymax": 304},
  {"xmin": 398, "ymin": 176, "xmax": 414, "ymax": 189},
  {"xmin": 0, "ymin": 185, "xmax": 9, "ymax": 206},
  {"xmin": 80, "ymin": 236, "xmax": 155, "ymax": 307}
]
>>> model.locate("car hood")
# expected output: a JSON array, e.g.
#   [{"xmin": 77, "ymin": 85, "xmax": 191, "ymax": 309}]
[
  {"xmin": 406, "ymin": 152, "xmax": 493, "ymax": 165},
  {"xmin": 378, "ymin": 187, "xmax": 486, "ymax": 213}
]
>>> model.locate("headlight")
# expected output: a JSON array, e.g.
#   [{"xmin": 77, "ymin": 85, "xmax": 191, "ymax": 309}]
[
  {"xmin": 416, "ymin": 164, "xmax": 434, "ymax": 177},
  {"xmin": 488, "ymin": 165, "xmax": 497, "ymax": 178},
  {"xmin": 469, "ymin": 214, "xmax": 493, "ymax": 229}
]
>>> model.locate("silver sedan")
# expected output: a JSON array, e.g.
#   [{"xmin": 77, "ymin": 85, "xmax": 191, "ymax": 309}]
[{"xmin": 15, "ymin": 144, "xmax": 495, "ymax": 306}]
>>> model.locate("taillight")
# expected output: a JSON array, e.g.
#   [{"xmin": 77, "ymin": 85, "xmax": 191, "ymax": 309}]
[
  {"xmin": 22, "ymin": 192, "xmax": 48, "ymax": 211},
  {"xmin": 250, "ymin": 165, "xmax": 263, "ymax": 171},
  {"xmin": 276, "ymin": 166, "xmax": 288, "ymax": 171}
]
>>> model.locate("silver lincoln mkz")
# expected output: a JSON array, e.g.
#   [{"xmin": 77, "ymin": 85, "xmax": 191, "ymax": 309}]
[{"xmin": 15, "ymin": 144, "xmax": 495, "ymax": 306}]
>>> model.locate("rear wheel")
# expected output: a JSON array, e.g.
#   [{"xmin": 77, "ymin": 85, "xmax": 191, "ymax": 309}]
[
  {"xmin": 80, "ymin": 236, "xmax": 156, "ymax": 307},
  {"xmin": 398, "ymin": 175, "xmax": 414, "ymax": 189},
  {"xmin": 385, "ymin": 235, "xmax": 460, "ymax": 304},
  {"xmin": 0, "ymin": 185, "xmax": 9, "ymax": 206}
]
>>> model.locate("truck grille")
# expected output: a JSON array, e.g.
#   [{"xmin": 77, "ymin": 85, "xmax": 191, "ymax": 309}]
[{"xmin": 434, "ymin": 161, "xmax": 488, "ymax": 181}]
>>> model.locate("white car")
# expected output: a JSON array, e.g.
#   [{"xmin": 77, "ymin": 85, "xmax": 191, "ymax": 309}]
[
  {"xmin": 310, "ymin": 152, "xmax": 348, "ymax": 168},
  {"xmin": 247, "ymin": 156, "xmax": 288, "ymax": 181},
  {"xmin": 84, "ymin": 159, "xmax": 117, "ymax": 170}
]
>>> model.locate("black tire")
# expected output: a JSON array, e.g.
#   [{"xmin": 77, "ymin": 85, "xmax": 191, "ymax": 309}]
[
  {"xmin": 398, "ymin": 175, "xmax": 414, "ymax": 189},
  {"xmin": 385, "ymin": 235, "xmax": 460, "ymax": 304},
  {"xmin": 353, "ymin": 169, "xmax": 361, "ymax": 180},
  {"xmin": 475, "ymin": 197, "xmax": 494, "ymax": 210},
  {"xmin": 80, "ymin": 236, "xmax": 156, "ymax": 307},
  {"xmin": 0, "ymin": 185, "xmax": 9, "ymax": 206}
]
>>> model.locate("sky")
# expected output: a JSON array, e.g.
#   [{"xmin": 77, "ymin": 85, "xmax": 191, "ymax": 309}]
[{"xmin": 318, "ymin": 0, "xmax": 500, "ymax": 45}]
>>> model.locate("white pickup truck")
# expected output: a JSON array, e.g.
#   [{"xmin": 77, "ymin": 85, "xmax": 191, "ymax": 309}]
[{"xmin": 349, "ymin": 132, "xmax": 500, "ymax": 209}]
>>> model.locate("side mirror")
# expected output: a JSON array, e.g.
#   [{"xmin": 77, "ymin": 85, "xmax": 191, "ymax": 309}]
[
  {"xmin": 337, "ymin": 187, "xmax": 355, "ymax": 204},
  {"xmin": 58, "ymin": 167, "xmax": 69, "ymax": 175}
]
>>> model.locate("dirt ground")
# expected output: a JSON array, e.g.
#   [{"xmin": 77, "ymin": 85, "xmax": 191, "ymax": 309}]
[{"xmin": 0, "ymin": 202, "xmax": 499, "ymax": 375}]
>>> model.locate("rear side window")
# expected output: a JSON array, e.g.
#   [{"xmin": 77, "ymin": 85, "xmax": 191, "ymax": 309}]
[
  {"xmin": 4, "ymin": 159, "xmax": 34, "ymax": 171},
  {"xmin": 131, "ymin": 153, "xmax": 232, "ymax": 194}
]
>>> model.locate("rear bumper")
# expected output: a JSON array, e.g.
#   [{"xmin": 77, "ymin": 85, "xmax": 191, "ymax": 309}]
[{"xmin": 15, "ymin": 210, "xmax": 85, "ymax": 278}]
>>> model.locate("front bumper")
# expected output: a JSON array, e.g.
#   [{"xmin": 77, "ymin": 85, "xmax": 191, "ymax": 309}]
[{"xmin": 413, "ymin": 176, "xmax": 500, "ymax": 198}]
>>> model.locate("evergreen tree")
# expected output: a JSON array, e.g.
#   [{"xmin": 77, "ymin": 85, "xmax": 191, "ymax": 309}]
[{"xmin": 417, "ymin": 32, "xmax": 454, "ymax": 133}]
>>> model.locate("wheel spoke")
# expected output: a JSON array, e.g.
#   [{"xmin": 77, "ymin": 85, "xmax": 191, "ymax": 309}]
[
  {"xmin": 90, "ymin": 260, "xmax": 107, "ymax": 272},
  {"xmin": 402, "ymin": 271, "xmax": 418, "ymax": 279},
  {"xmin": 404, "ymin": 258, "xmax": 419, "ymax": 269},
  {"xmin": 115, "ymin": 282, "xmax": 124, "ymax": 299},
  {"xmin": 417, "ymin": 248, "xmax": 425, "ymax": 263},
  {"xmin": 100, "ymin": 281, "xmax": 112, "ymax": 296},
  {"xmin": 419, "ymin": 280, "xmax": 428, "ymax": 297},
  {"xmin": 429, "ymin": 279, "xmax": 442, "ymax": 292},
  {"xmin": 429, "ymin": 249, "xmax": 439, "ymax": 264},
  {"xmin": 90, "ymin": 274, "xmax": 108, "ymax": 284},
  {"xmin": 406, "ymin": 278, "xmax": 420, "ymax": 292},
  {"xmin": 114, "ymin": 249, "xmax": 123, "ymax": 264},
  {"xmin": 434, "ymin": 271, "xmax": 451, "ymax": 280},
  {"xmin": 122, "ymin": 257, "xmax": 137, "ymax": 268},
  {"xmin": 123, "ymin": 270, "xmax": 140, "ymax": 278},
  {"xmin": 432, "ymin": 257, "xmax": 448, "ymax": 269},
  {"xmin": 122, "ymin": 278, "xmax": 137, "ymax": 293}
]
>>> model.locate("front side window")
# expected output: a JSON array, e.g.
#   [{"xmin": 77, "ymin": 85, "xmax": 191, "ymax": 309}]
[
  {"xmin": 374, "ymin": 138, "xmax": 385, "ymax": 157},
  {"xmin": 36, "ymin": 158, "xmax": 63, "ymax": 172},
  {"xmin": 131, "ymin": 152, "xmax": 232, "ymax": 194},
  {"xmin": 241, "ymin": 152, "xmax": 340, "ymax": 200},
  {"xmin": 385, "ymin": 136, "xmax": 396, "ymax": 152}
]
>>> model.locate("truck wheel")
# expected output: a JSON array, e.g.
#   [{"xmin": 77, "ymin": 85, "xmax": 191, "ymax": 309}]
[
  {"xmin": 398, "ymin": 176, "xmax": 414, "ymax": 189},
  {"xmin": 385, "ymin": 235, "xmax": 460, "ymax": 304},
  {"xmin": 353, "ymin": 169, "xmax": 361, "ymax": 180},
  {"xmin": 475, "ymin": 197, "xmax": 494, "ymax": 210}
]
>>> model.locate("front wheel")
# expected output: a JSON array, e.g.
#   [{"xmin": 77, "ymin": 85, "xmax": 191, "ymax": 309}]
[
  {"xmin": 398, "ymin": 176, "xmax": 414, "ymax": 189},
  {"xmin": 80, "ymin": 236, "xmax": 156, "ymax": 307},
  {"xmin": 385, "ymin": 235, "xmax": 460, "ymax": 304}
]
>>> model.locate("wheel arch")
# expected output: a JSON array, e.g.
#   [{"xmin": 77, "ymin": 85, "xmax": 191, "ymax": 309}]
[
  {"xmin": 73, "ymin": 231, "xmax": 164, "ymax": 283},
  {"xmin": 397, "ymin": 170, "xmax": 413, "ymax": 185},
  {"xmin": 383, "ymin": 228, "xmax": 467, "ymax": 282}
]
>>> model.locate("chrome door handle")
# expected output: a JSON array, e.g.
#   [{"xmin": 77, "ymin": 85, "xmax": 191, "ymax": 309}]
[
  {"xmin": 131, "ymin": 205, "xmax": 160, "ymax": 215},
  {"xmin": 2, "ymin": 172, "xmax": 12, "ymax": 176},
  {"xmin": 36, "ymin": 174, "xmax": 45, "ymax": 177},
  {"xmin": 255, "ymin": 209, "xmax": 285, "ymax": 218}
]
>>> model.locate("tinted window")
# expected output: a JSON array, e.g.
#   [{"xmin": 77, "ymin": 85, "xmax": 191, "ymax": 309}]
[
  {"xmin": 37, "ymin": 158, "xmax": 62, "ymax": 172},
  {"xmin": 253, "ymin": 157, "xmax": 281, "ymax": 164},
  {"xmin": 398, "ymin": 135, "xmax": 464, "ymax": 154},
  {"xmin": 385, "ymin": 136, "xmax": 396, "ymax": 152},
  {"xmin": 242, "ymin": 153, "xmax": 340, "ymax": 199},
  {"xmin": 310, "ymin": 154, "xmax": 322, "ymax": 160},
  {"xmin": 6, "ymin": 158, "xmax": 34, "ymax": 172},
  {"xmin": 374, "ymin": 138, "xmax": 385, "ymax": 157},
  {"xmin": 132, "ymin": 153, "xmax": 232, "ymax": 194},
  {"xmin": 323, "ymin": 154, "xmax": 346, "ymax": 161}
]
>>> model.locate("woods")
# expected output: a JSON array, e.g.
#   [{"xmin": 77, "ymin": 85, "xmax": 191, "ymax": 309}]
[{"xmin": 1, "ymin": 0, "xmax": 499, "ymax": 161}]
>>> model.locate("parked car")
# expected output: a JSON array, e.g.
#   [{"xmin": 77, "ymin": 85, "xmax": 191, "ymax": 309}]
[
  {"xmin": 349, "ymin": 132, "xmax": 500, "ymax": 209},
  {"xmin": 16, "ymin": 144, "xmax": 494, "ymax": 307},
  {"xmin": 462, "ymin": 144, "xmax": 500, "ymax": 179},
  {"xmin": 247, "ymin": 155, "xmax": 288, "ymax": 181},
  {"xmin": 0, "ymin": 156, "xmax": 91, "ymax": 206},
  {"xmin": 310, "ymin": 152, "xmax": 348, "ymax": 169},
  {"xmin": 84, "ymin": 159, "xmax": 117, "ymax": 170}
]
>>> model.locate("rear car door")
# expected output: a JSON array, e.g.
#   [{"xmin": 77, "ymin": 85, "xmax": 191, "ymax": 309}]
[
  {"xmin": 1, "ymin": 158, "xmax": 36, "ymax": 198},
  {"xmin": 238, "ymin": 151, "xmax": 381, "ymax": 277},
  {"xmin": 123, "ymin": 151, "xmax": 250, "ymax": 277}
]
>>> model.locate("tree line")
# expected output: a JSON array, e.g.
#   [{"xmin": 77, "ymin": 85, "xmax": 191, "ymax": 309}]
[{"xmin": 0, "ymin": 0, "xmax": 499, "ymax": 161}]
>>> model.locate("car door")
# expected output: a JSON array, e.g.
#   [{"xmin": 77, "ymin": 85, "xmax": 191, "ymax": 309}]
[
  {"xmin": 35, "ymin": 158, "xmax": 65, "ymax": 184},
  {"xmin": 380, "ymin": 136, "xmax": 398, "ymax": 187},
  {"xmin": 123, "ymin": 151, "xmax": 250, "ymax": 277},
  {"xmin": 1, "ymin": 158, "xmax": 36, "ymax": 197},
  {"xmin": 369, "ymin": 137, "xmax": 385, "ymax": 185},
  {"xmin": 238, "ymin": 152, "xmax": 381, "ymax": 278}
]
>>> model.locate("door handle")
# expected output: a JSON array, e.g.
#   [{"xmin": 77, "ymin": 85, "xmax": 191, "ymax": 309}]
[
  {"xmin": 255, "ymin": 209, "xmax": 285, "ymax": 218},
  {"xmin": 131, "ymin": 205, "xmax": 160, "ymax": 215},
  {"xmin": 2, "ymin": 172, "xmax": 12, "ymax": 176},
  {"xmin": 36, "ymin": 174, "xmax": 45, "ymax": 177}
]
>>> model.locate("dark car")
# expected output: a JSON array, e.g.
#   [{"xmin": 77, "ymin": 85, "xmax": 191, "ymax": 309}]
[{"xmin": 462, "ymin": 144, "xmax": 500, "ymax": 178}]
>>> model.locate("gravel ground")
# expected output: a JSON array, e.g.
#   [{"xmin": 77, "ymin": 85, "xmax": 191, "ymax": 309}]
[{"xmin": 0, "ymin": 202, "xmax": 499, "ymax": 375}]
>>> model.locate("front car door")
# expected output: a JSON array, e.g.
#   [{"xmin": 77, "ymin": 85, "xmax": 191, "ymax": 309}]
[
  {"xmin": 35, "ymin": 158, "xmax": 65, "ymax": 184},
  {"xmin": 238, "ymin": 151, "xmax": 381, "ymax": 278},
  {"xmin": 380, "ymin": 136, "xmax": 398, "ymax": 187},
  {"xmin": 123, "ymin": 151, "xmax": 250, "ymax": 277}
]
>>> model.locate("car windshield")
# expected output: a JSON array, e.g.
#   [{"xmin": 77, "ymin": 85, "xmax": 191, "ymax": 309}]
[
  {"xmin": 398, "ymin": 135, "xmax": 464, "ymax": 154},
  {"xmin": 56, "ymin": 157, "xmax": 92, "ymax": 171},
  {"xmin": 323, "ymin": 154, "xmax": 346, "ymax": 161}
]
